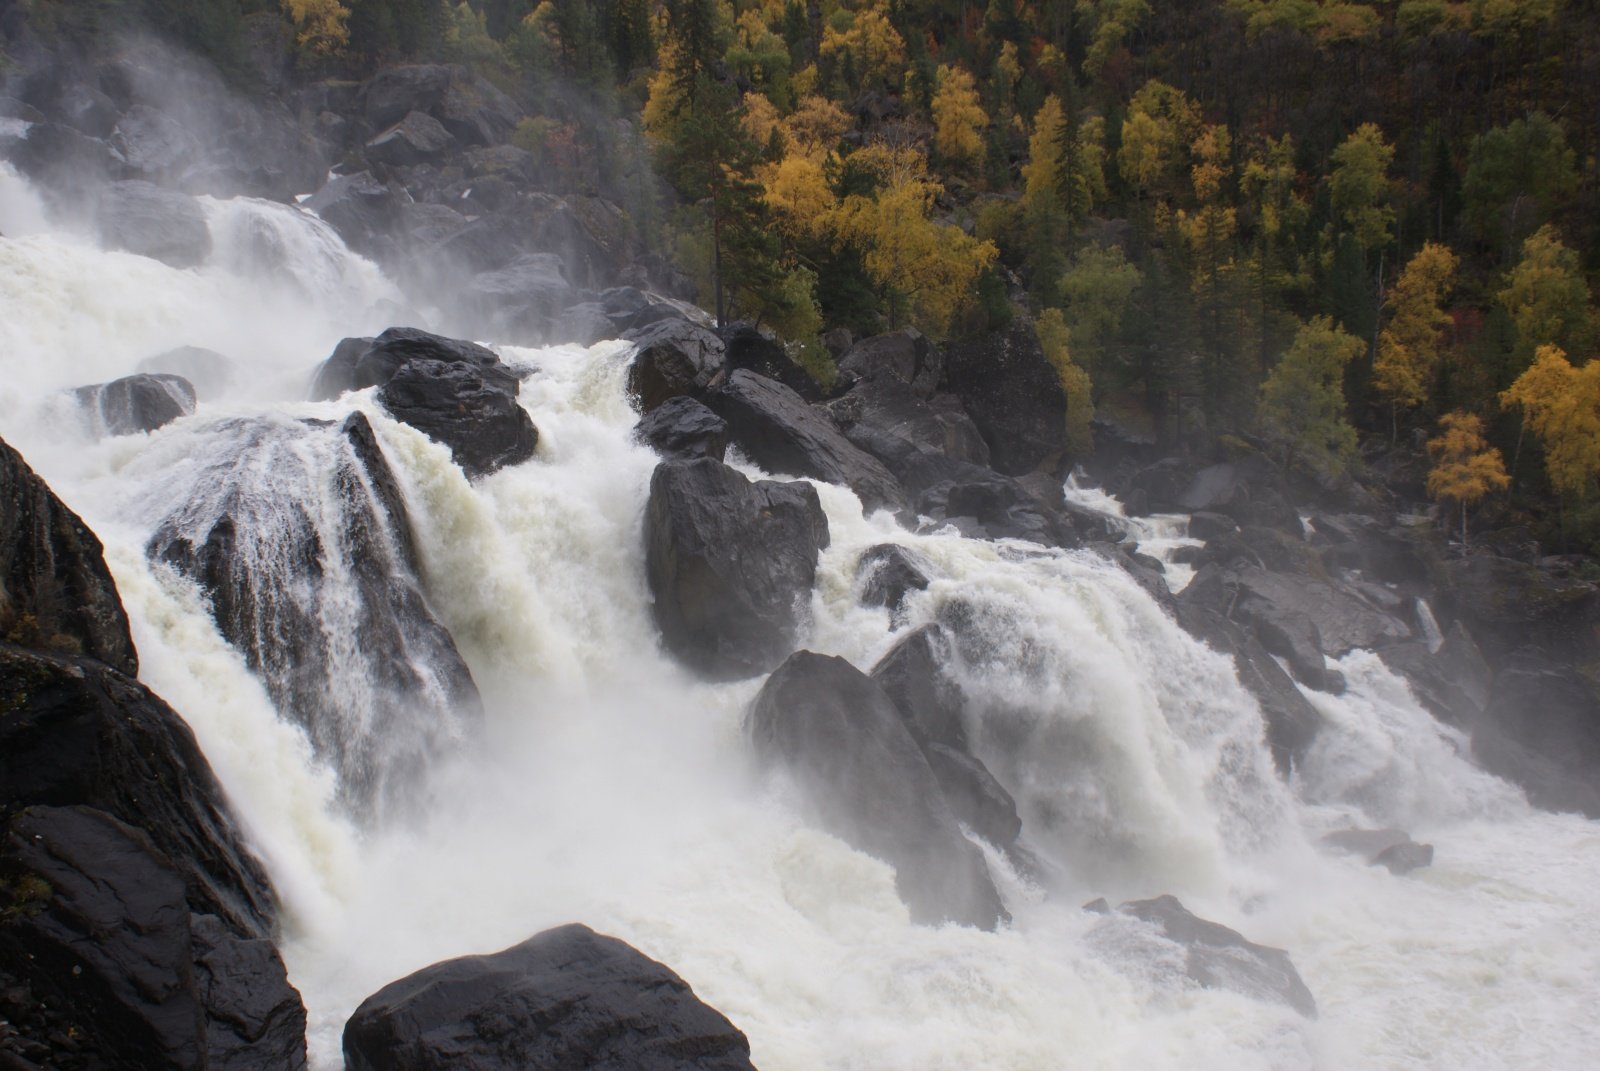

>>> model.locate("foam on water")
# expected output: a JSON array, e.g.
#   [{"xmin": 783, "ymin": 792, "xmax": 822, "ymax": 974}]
[{"xmin": 3, "ymin": 168, "xmax": 1599, "ymax": 1071}]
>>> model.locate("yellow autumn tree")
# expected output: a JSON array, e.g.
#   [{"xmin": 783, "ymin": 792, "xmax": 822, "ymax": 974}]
[
  {"xmin": 931, "ymin": 65, "xmax": 987, "ymax": 174},
  {"xmin": 1037, "ymin": 308, "xmax": 1095, "ymax": 457},
  {"xmin": 832, "ymin": 142, "xmax": 998, "ymax": 337},
  {"xmin": 283, "ymin": 0, "xmax": 350, "ymax": 54},
  {"xmin": 1427, "ymin": 411, "xmax": 1509, "ymax": 542},
  {"xmin": 819, "ymin": 4, "xmax": 906, "ymax": 92},
  {"xmin": 755, "ymin": 96, "xmax": 850, "ymax": 240},
  {"xmin": 1374, "ymin": 242, "xmax": 1459, "ymax": 435},
  {"xmin": 1116, "ymin": 80, "xmax": 1201, "ymax": 201},
  {"xmin": 1500, "ymin": 344, "xmax": 1600, "ymax": 498}
]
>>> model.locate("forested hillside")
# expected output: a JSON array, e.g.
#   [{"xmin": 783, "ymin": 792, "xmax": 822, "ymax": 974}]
[{"xmin": 11, "ymin": 0, "xmax": 1600, "ymax": 547}]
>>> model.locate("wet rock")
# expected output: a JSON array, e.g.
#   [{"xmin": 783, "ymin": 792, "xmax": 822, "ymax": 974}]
[
  {"xmin": 1321, "ymin": 829, "xmax": 1434, "ymax": 874},
  {"xmin": 749, "ymin": 651, "xmax": 1007, "ymax": 929},
  {"xmin": 645, "ymin": 459, "xmax": 828, "ymax": 680},
  {"xmin": 8, "ymin": 122, "xmax": 121, "ymax": 208},
  {"xmin": 625, "ymin": 319, "xmax": 726, "ymax": 412},
  {"xmin": 706, "ymin": 369, "xmax": 906, "ymax": 513},
  {"xmin": 942, "ymin": 319, "xmax": 1069, "ymax": 475},
  {"xmin": 1373, "ymin": 841, "xmax": 1434, "ymax": 874},
  {"xmin": 146, "ymin": 414, "xmax": 483, "ymax": 813},
  {"xmin": 550, "ymin": 301, "xmax": 617, "ymax": 347},
  {"xmin": 377, "ymin": 358, "xmax": 539, "ymax": 478},
  {"xmin": 1188, "ymin": 511, "xmax": 1238, "ymax": 541},
  {"xmin": 829, "ymin": 375, "xmax": 990, "ymax": 476},
  {"xmin": 923, "ymin": 742, "xmax": 1022, "ymax": 848},
  {"xmin": 870, "ymin": 624, "xmax": 968, "ymax": 752},
  {"xmin": 0, "ymin": 806, "xmax": 306, "ymax": 1071},
  {"xmin": 365, "ymin": 109, "xmax": 454, "ymax": 166},
  {"xmin": 1443, "ymin": 553, "xmax": 1599, "ymax": 657},
  {"xmin": 97, "ymin": 181, "xmax": 212, "ymax": 268},
  {"xmin": 855, "ymin": 543, "xmax": 931, "ymax": 619},
  {"xmin": 1116, "ymin": 895, "xmax": 1317, "ymax": 1017},
  {"xmin": 634, "ymin": 396, "xmax": 728, "ymax": 462},
  {"xmin": 1473, "ymin": 651, "xmax": 1600, "ymax": 818},
  {"xmin": 342, "ymin": 924, "xmax": 754, "ymax": 1071},
  {"xmin": 0, "ymin": 436, "xmax": 137, "ymax": 673},
  {"xmin": 137, "ymin": 346, "xmax": 234, "ymax": 399},
  {"xmin": 73, "ymin": 373, "xmax": 196, "ymax": 436},
  {"xmin": 359, "ymin": 64, "xmax": 453, "ymax": 130},
  {"xmin": 719, "ymin": 320, "xmax": 824, "ymax": 401},
  {"xmin": 111, "ymin": 104, "xmax": 200, "ymax": 184}
]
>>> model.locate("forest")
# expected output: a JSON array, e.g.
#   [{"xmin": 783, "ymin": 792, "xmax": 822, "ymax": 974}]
[{"xmin": 15, "ymin": 0, "xmax": 1600, "ymax": 549}]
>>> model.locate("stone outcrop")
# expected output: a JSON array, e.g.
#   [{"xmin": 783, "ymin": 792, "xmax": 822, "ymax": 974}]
[
  {"xmin": 645, "ymin": 458, "xmax": 829, "ymax": 680},
  {"xmin": 343, "ymin": 924, "xmax": 755, "ymax": 1071}
]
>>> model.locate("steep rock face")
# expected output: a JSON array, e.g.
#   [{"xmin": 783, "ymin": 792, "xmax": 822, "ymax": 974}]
[
  {"xmin": 343, "ymin": 924, "xmax": 755, "ymax": 1071},
  {"xmin": 73, "ymin": 372, "xmax": 197, "ymax": 436},
  {"xmin": 705, "ymin": 369, "xmax": 906, "ymax": 514},
  {"xmin": 719, "ymin": 320, "xmax": 824, "ymax": 401},
  {"xmin": 145, "ymin": 412, "xmax": 481, "ymax": 814},
  {"xmin": 748, "ymin": 651, "xmax": 1007, "ymax": 930},
  {"xmin": 835, "ymin": 328, "xmax": 944, "ymax": 398},
  {"xmin": 0, "ymin": 435, "xmax": 137, "ymax": 674},
  {"xmin": 1474, "ymin": 652, "xmax": 1600, "ymax": 817},
  {"xmin": 645, "ymin": 459, "xmax": 828, "ymax": 680},
  {"xmin": 0, "ymin": 804, "xmax": 306, "ymax": 1071},
  {"xmin": 459, "ymin": 252, "xmax": 580, "ymax": 344},
  {"xmin": 941, "ymin": 320, "xmax": 1068, "ymax": 476}
]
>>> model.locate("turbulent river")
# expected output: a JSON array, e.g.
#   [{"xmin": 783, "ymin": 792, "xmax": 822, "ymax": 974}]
[{"xmin": 3, "ymin": 163, "xmax": 1599, "ymax": 1070}]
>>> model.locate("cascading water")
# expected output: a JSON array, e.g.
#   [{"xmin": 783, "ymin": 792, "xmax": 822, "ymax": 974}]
[{"xmin": 4, "ymin": 162, "xmax": 1600, "ymax": 1070}]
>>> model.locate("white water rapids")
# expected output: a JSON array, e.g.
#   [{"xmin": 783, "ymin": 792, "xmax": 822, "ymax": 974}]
[{"xmin": 4, "ymin": 163, "xmax": 1599, "ymax": 1070}]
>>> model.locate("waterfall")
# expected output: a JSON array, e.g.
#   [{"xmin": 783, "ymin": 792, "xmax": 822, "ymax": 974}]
[{"xmin": 4, "ymin": 165, "xmax": 1600, "ymax": 1071}]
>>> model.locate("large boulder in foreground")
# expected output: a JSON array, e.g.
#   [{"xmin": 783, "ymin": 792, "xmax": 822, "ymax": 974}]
[
  {"xmin": 706, "ymin": 369, "xmax": 906, "ymax": 514},
  {"xmin": 1109, "ymin": 895, "xmax": 1317, "ymax": 1018},
  {"xmin": 1, "ymin": 435, "xmax": 137, "ymax": 674},
  {"xmin": 645, "ymin": 459, "xmax": 828, "ymax": 680},
  {"xmin": 748, "ymin": 651, "xmax": 1007, "ymax": 930},
  {"xmin": 343, "ymin": 924, "xmax": 755, "ymax": 1071}
]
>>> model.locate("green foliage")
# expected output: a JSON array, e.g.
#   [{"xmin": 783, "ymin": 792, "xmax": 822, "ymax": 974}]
[
  {"xmin": 1060, "ymin": 242, "xmax": 1142, "ymax": 378},
  {"xmin": 1498, "ymin": 225, "xmax": 1597, "ymax": 367},
  {"xmin": 1462, "ymin": 113, "xmax": 1580, "ymax": 255},
  {"xmin": 1037, "ymin": 308, "xmax": 1095, "ymax": 456},
  {"xmin": 1329, "ymin": 123, "xmax": 1395, "ymax": 252},
  {"xmin": 1258, "ymin": 316, "xmax": 1363, "ymax": 474}
]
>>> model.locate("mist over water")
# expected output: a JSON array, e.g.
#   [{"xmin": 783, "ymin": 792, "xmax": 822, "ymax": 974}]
[{"xmin": 3, "ymin": 162, "xmax": 1599, "ymax": 1070}]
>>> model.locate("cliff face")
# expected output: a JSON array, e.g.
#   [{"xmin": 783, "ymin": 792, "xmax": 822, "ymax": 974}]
[{"xmin": 0, "ymin": 434, "xmax": 309, "ymax": 1071}]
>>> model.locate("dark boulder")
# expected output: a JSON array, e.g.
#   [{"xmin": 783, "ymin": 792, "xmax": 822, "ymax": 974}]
[
  {"xmin": 303, "ymin": 170, "xmax": 409, "ymax": 257},
  {"xmin": 313, "ymin": 326, "xmax": 517, "ymax": 399},
  {"xmin": 1321, "ymin": 828, "xmax": 1433, "ymax": 874},
  {"xmin": 359, "ymin": 64, "xmax": 453, "ymax": 129},
  {"xmin": 8, "ymin": 122, "xmax": 121, "ymax": 207},
  {"xmin": 73, "ymin": 372, "xmax": 196, "ymax": 436},
  {"xmin": 719, "ymin": 320, "xmax": 824, "ymax": 401},
  {"xmin": 1116, "ymin": 895, "xmax": 1317, "ymax": 1017},
  {"xmin": 378, "ymin": 358, "xmax": 539, "ymax": 478},
  {"xmin": 634, "ymin": 396, "xmax": 728, "ymax": 462},
  {"xmin": 364, "ymin": 109, "xmax": 454, "ymax": 166},
  {"xmin": 1188, "ymin": 511, "xmax": 1238, "ymax": 541},
  {"xmin": 138, "ymin": 346, "xmax": 234, "ymax": 399},
  {"xmin": 625, "ymin": 319, "xmax": 726, "ymax": 412},
  {"xmin": 923, "ymin": 742, "xmax": 1022, "ymax": 849},
  {"xmin": 1373, "ymin": 841, "xmax": 1434, "ymax": 874},
  {"xmin": 1, "ymin": 436, "xmax": 136, "ymax": 674},
  {"xmin": 112, "ymin": 104, "xmax": 201, "ymax": 184},
  {"xmin": 748, "ymin": 651, "xmax": 1007, "ymax": 929},
  {"xmin": 97, "ymin": 181, "xmax": 212, "ymax": 268},
  {"xmin": 855, "ymin": 543, "xmax": 931, "ymax": 619},
  {"xmin": 705, "ymin": 369, "xmax": 906, "ymax": 513},
  {"xmin": 308, "ymin": 335, "xmax": 376, "ymax": 400},
  {"xmin": 941, "ymin": 320, "xmax": 1068, "ymax": 476},
  {"xmin": 870, "ymin": 624, "xmax": 968, "ymax": 752},
  {"xmin": 645, "ymin": 459, "xmax": 828, "ymax": 680},
  {"xmin": 343, "ymin": 924, "xmax": 755, "ymax": 1071},
  {"xmin": 146, "ymin": 414, "xmax": 482, "ymax": 814},
  {"xmin": 0, "ymin": 805, "xmax": 306, "ymax": 1071},
  {"xmin": 550, "ymin": 301, "xmax": 618, "ymax": 347},
  {"xmin": 837, "ymin": 328, "xmax": 942, "ymax": 398},
  {"xmin": 828, "ymin": 375, "xmax": 990, "ymax": 476}
]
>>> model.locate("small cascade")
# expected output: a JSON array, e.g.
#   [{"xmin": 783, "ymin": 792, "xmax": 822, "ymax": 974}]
[
  {"xmin": 1062, "ymin": 472, "xmax": 1202, "ymax": 591},
  {"xmin": 1414, "ymin": 597, "xmax": 1445, "ymax": 654},
  {"xmin": 201, "ymin": 195, "xmax": 401, "ymax": 309},
  {"xmin": 131, "ymin": 409, "xmax": 481, "ymax": 817}
]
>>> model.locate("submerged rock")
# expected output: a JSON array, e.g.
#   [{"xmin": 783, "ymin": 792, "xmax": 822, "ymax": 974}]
[
  {"xmin": 145, "ymin": 412, "xmax": 482, "ymax": 814},
  {"xmin": 748, "ymin": 650, "xmax": 1007, "ymax": 929},
  {"xmin": 1116, "ymin": 895, "xmax": 1317, "ymax": 1017},
  {"xmin": 343, "ymin": 924, "xmax": 755, "ymax": 1071},
  {"xmin": 855, "ymin": 542, "xmax": 931, "ymax": 620},
  {"xmin": 73, "ymin": 372, "xmax": 196, "ymax": 436},
  {"xmin": 645, "ymin": 458, "xmax": 828, "ymax": 680}
]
